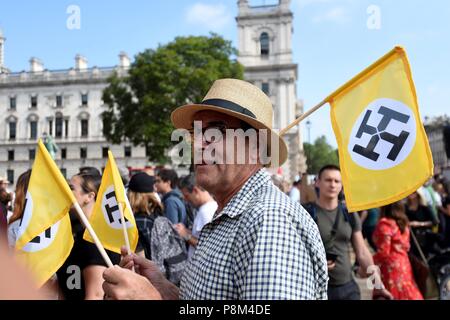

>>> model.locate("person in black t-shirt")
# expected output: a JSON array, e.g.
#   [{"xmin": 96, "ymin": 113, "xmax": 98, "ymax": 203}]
[{"xmin": 56, "ymin": 172, "xmax": 120, "ymax": 300}]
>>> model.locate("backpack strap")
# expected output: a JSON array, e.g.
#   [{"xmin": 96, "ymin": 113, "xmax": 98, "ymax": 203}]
[{"xmin": 302, "ymin": 202, "xmax": 317, "ymax": 222}]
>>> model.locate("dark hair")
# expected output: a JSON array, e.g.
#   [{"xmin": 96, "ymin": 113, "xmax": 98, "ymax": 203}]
[
  {"xmin": 179, "ymin": 174, "xmax": 197, "ymax": 193},
  {"xmin": 318, "ymin": 164, "xmax": 340, "ymax": 179},
  {"xmin": 0, "ymin": 188, "xmax": 12, "ymax": 205},
  {"xmin": 78, "ymin": 166, "xmax": 101, "ymax": 177},
  {"xmin": 9, "ymin": 170, "xmax": 32, "ymax": 225},
  {"xmin": 157, "ymin": 169, "xmax": 178, "ymax": 189},
  {"xmin": 380, "ymin": 201, "xmax": 409, "ymax": 233},
  {"xmin": 74, "ymin": 172, "xmax": 102, "ymax": 199}
]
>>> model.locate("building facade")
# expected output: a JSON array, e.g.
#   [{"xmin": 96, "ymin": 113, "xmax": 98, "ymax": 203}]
[
  {"xmin": 424, "ymin": 117, "xmax": 450, "ymax": 173},
  {"xmin": 236, "ymin": 0, "xmax": 307, "ymax": 181},
  {"xmin": 0, "ymin": 40, "xmax": 148, "ymax": 186}
]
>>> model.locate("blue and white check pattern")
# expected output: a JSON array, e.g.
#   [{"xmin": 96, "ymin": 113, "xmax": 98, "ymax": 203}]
[{"xmin": 180, "ymin": 169, "xmax": 328, "ymax": 300}]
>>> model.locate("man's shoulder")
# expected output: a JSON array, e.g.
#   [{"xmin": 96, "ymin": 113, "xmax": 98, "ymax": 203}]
[{"xmin": 247, "ymin": 183, "xmax": 314, "ymax": 226}]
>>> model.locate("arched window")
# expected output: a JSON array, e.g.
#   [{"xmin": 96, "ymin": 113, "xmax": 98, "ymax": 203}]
[{"xmin": 260, "ymin": 32, "xmax": 269, "ymax": 56}]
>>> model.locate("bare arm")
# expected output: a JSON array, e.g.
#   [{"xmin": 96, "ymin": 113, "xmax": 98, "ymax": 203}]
[
  {"xmin": 84, "ymin": 265, "xmax": 108, "ymax": 300},
  {"xmin": 352, "ymin": 231, "xmax": 374, "ymax": 277}
]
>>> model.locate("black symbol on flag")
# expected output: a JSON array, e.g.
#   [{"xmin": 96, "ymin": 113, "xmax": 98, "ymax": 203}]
[
  {"xmin": 30, "ymin": 226, "xmax": 52, "ymax": 244},
  {"xmin": 352, "ymin": 106, "xmax": 410, "ymax": 162},
  {"xmin": 104, "ymin": 191, "xmax": 128, "ymax": 224}
]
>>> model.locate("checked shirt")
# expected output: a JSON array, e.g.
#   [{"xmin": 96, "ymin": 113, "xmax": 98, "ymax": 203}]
[{"xmin": 180, "ymin": 169, "xmax": 328, "ymax": 300}]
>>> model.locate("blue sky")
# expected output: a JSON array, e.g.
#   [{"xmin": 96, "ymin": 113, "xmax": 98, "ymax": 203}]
[{"xmin": 1, "ymin": 0, "xmax": 449, "ymax": 147}]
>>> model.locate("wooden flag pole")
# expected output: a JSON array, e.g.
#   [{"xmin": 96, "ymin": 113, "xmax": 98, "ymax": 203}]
[
  {"xmin": 118, "ymin": 203, "xmax": 131, "ymax": 255},
  {"xmin": 118, "ymin": 203, "xmax": 135, "ymax": 272},
  {"xmin": 279, "ymin": 100, "xmax": 327, "ymax": 137},
  {"xmin": 73, "ymin": 202, "xmax": 113, "ymax": 268}
]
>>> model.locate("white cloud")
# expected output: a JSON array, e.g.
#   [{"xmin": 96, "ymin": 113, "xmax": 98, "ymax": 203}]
[
  {"xmin": 312, "ymin": 7, "xmax": 350, "ymax": 24},
  {"xmin": 185, "ymin": 3, "xmax": 232, "ymax": 31}
]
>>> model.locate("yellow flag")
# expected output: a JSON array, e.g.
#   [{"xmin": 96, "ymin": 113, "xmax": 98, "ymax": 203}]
[
  {"xmin": 326, "ymin": 46, "xmax": 433, "ymax": 212},
  {"xmin": 15, "ymin": 140, "xmax": 77, "ymax": 250},
  {"xmin": 83, "ymin": 151, "xmax": 138, "ymax": 254},
  {"xmin": 15, "ymin": 214, "xmax": 73, "ymax": 287}
]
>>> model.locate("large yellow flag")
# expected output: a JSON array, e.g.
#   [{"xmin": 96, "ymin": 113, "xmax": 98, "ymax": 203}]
[
  {"xmin": 15, "ymin": 214, "xmax": 73, "ymax": 287},
  {"xmin": 83, "ymin": 151, "xmax": 138, "ymax": 254},
  {"xmin": 326, "ymin": 46, "xmax": 433, "ymax": 212},
  {"xmin": 15, "ymin": 140, "xmax": 77, "ymax": 250}
]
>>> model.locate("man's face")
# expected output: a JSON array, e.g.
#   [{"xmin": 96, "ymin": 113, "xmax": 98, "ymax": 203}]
[
  {"xmin": 192, "ymin": 110, "xmax": 254, "ymax": 194},
  {"xmin": 180, "ymin": 187, "xmax": 199, "ymax": 208},
  {"xmin": 155, "ymin": 176, "xmax": 171, "ymax": 194},
  {"xmin": 316, "ymin": 169, "xmax": 342, "ymax": 201}
]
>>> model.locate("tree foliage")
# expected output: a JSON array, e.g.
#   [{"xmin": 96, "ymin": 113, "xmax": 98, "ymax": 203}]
[
  {"xmin": 102, "ymin": 33, "xmax": 244, "ymax": 164},
  {"xmin": 303, "ymin": 136, "xmax": 339, "ymax": 174}
]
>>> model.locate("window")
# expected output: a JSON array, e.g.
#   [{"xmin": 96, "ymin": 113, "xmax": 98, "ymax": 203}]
[
  {"xmin": 81, "ymin": 93, "xmax": 88, "ymax": 106},
  {"xmin": 262, "ymin": 82, "xmax": 270, "ymax": 95},
  {"xmin": 9, "ymin": 122, "xmax": 16, "ymax": 140},
  {"xmin": 56, "ymin": 95, "xmax": 63, "ymax": 107},
  {"xmin": 81, "ymin": 119, "xmax": 89, "ymax": 137},
  {"xmin": 29, "ymin": 149, "xmax": 36, "ymax": 160},
  {"xmin": 49, "ymin": 120, "xmax": 53, "ymax": 136},
  {"xmin": 30, "ymin": 121, "xmax": 38, "ymax": 139},
  {"xmin": 61, "ymin": 148, "xmax": 67, "ymax": 159},
  {"xmin": 260, "ymin": 32, "xmax": 269, "ymax": 56},
  {"xmin": 7, "ymin": 170, "xmax": 14, "ymax": 185},
  {"xmin": 8, "ymin": 150, "xmax": 14, "ymax": 161},
  {"xmin": 65, "ymin": 119, "xmax": 69, "ymax": 137},
  {"xmin": 31, "ymin": 96, "xmax": 38, "ymax": 108},
  {"xmin": 80, "ymin": 147, "xmax": 87, "ymax": 159},
  {"xmin": 60, "ymin": 168, "xmax": 67, "ymax": 178},
  {"xmin": 55, "ymin": 116, "xmax": 63, "ymax": 138},
  {"xmin": 102, "ymin": 147, "xmax": 109, "ymax": 158},
  {"xmin": 124, "ymin": 146, "xmax": 132, "ymax": 157},
  {"xmin": 9, "ymin": 97, "xmax": 16, "ymax": 110}
]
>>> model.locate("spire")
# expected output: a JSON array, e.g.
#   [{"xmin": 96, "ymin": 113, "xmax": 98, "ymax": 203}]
[{"xmin": 0, "ymin": 28, "xmax": 5, "ymax": 72}]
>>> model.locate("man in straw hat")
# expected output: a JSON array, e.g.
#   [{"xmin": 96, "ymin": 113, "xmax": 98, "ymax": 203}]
[{"xmin": 102, "ymin": 79, "xmax": 328, "ymax": 299}]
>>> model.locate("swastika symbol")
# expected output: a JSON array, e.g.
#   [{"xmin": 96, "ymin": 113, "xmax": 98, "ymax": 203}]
[
  {"xmin": 352, "ymin": 106, "xmax": 410, "ymax": 162},
  {"xmin": 104, "ymin": 191, "xmax": 128, "ymax": 225},
  {"xmin": 348, "ymin": 98, "xmax": 416, "ymax": 171},
  {"xmin": 30, "ymin": 226, "xmax": 52, "ymax": 244}
]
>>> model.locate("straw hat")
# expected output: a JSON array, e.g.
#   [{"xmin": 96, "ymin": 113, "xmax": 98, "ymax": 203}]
[{"xmin": 171, "ymin": 78, "xmax": 287, "ymax": 167}]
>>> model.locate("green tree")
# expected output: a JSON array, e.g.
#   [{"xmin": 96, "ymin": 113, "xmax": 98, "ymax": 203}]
[
  {"xmin": 303, "ymin": 136, "xmax": 339, "ymax": 174},
  {"xmin": 102, "ymin": 33, "xmax": 244, "ymax": 164}
]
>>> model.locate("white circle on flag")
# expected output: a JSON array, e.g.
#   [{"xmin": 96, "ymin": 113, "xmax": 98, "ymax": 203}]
[
  {"xmin": 348, "ymin": 98, "xmax": 416, "ymax": 170},
  {"xmin": 101, "ymin": 185, "xmax": 133, "ymax": 230},
  {"xmin": 22, "ymin": 221, "xmax": 60, "ymax": 253},
  {"xmin": 16, "ymin": 191, "xmax": 33, "ymax": 241},
  {"xmin": 17, "ymin": 192, "xmax": 60, "ymax": 252}
]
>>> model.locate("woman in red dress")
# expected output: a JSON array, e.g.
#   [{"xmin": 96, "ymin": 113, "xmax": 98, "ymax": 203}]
[{"xmin": 372, "ymin": 201, "xmax": 423, "ymax": 300}]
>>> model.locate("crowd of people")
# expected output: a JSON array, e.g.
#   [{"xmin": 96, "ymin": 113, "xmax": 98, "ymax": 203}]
[
  {"xmin": 281, "ymin": 167, "xmax": 450, "ymax": 300},
  {"xmin": 0, "ymin": 78, "xmax": 449, "ymax": 300}
]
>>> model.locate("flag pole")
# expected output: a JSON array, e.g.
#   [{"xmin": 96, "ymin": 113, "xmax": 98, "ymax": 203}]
[
  {"xmin": 118, "ymin": 203, "xmax": 131, "ymax": 255},
  {"xmin": 73, "ymin": 202, "xmax": 113, "ymax": 268},
  {"xmin": 279, "ymin": 100, "xmax": 327, "ymax": 137}
]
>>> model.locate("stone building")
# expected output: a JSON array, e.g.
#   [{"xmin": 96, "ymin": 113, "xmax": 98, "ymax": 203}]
[
  {"xmin": 237, "ymin": 0, "xmax": 307, "ymax": 181},
  {"xmin": 0, "ymin": 32, "xmax": 147, "ymax": 186}
]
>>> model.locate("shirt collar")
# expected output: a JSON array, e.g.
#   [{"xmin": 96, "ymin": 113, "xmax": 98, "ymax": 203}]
[{"xmin": 213, "ymin": 169, "xmax": 270, "ymax": 220}]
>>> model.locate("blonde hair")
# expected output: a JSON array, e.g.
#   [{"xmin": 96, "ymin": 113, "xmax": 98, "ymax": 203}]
[{"xmin": 127, "ymin": 191, "xmax": 163, "ymax": 216}]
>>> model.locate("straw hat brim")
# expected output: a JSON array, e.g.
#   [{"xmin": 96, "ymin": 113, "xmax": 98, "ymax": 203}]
[{"xmin": 171, "ymin": 103, "xmax": 288, "ymax": 167}]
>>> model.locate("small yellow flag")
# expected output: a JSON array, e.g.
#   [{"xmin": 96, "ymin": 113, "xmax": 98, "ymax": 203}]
[
  {"xmin": 15, "ymin": 140, "xmax": 77, "ymax": 250},
  {"xmin": 83, "ymin": 151, "xmax": 138, "ymax": 254},
  {"xmin": 15, "ymin": 214, "xmax": 73, "ymax": 287},
  {"xmin": 326, "ymin": 46, "xmax": 433, "ymax": 212}
]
